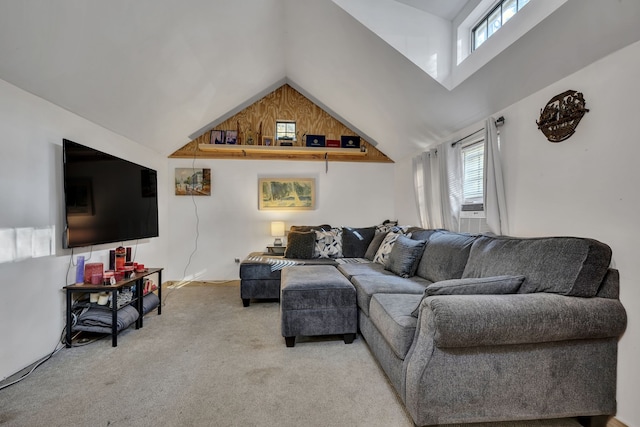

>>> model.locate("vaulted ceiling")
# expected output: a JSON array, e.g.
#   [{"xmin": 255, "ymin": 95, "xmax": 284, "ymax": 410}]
[{"xmin": 0, "ymin": 0, "xmax": 639, "ymax": 161}]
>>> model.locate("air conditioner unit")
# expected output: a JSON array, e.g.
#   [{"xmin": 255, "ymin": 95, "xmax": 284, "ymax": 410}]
[
  {"xmin": 458, "ymin": 207, "xmax": 489, "ymax": 233},
  {"xmin": 460, "ymin": 210, "xmax": 486, "ymax": 219}
]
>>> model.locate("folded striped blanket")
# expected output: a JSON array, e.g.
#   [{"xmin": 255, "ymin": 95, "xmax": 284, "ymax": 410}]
[{"xmin": 246, "ymin": 256, "xmax": 302, "ymax": 272}]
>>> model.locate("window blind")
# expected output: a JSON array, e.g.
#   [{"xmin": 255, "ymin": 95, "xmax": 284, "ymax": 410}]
[{"xmin": 462, "ymin": 141, "xmax": 484, "ymax": 205}]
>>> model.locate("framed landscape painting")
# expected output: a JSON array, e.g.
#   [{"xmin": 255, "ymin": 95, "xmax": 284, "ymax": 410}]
[
  {"xmin": 259, "ymin": 178, "xmax": 315, "ymax": 210},
  {"xmin": 175, "ymin": 168, "xmax": 211, "ymax": 196}
]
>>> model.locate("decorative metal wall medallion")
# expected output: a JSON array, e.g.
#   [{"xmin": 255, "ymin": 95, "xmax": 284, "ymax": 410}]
[{"xmin": 536, "ymin": 90, "xmax": 589, "ymax": 142}]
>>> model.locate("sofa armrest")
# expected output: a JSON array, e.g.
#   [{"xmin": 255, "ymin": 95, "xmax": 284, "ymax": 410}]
[{"xmin": 418, "ymin": 293, "xmax": 627, "ymax": 348}]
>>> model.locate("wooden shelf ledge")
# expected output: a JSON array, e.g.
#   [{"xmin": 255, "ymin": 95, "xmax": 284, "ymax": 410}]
[{"xmin": 198, "ymin": 144, "xmax": 367, "ymax": 156}]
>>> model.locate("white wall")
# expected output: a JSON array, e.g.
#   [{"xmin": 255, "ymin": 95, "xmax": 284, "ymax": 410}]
[
  {"xmin": 165, "ymin": 159, "xmax": 396, "ymax": 281},
  {"xmin": 397, "ymin": 39, "xmax": 640, "ymax": 426},
  {"xmin": 0, "ymin": 79, "xmax": 168, "ymax": 381},
  {"xmin": 331, "ymin": 0, "xmax": 451, "ymax": 83}
]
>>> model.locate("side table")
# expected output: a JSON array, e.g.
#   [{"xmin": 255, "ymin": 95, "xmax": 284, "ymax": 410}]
[
  {"xmin": 63, "ymin": 268, "xmax": 163, "ymax": 347},
  {"xmin": 266, "ymin": 245, "xmax": 286, "ymax": 255}
]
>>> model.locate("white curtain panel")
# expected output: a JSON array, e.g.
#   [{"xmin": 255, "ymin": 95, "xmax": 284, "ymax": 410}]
[
  {"xmin": 426, "ymin": 149, "xmax": 443, "ymax": 228},
  {"xmin": 484, "ymin": 117, "xmax": 509, "ymax": 235},
  {"xmin": 412, "ymin": 149, "xmax": 444, "ymax": 229},
  {"xmin": 439, "ymin": 141, "xmax": 462, "ymax": 231},
  {"xmin": 412, "ymin": 152, "xmax": 429, "ymax": 228}
]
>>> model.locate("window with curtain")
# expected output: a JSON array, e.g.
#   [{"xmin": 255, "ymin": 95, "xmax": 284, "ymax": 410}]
[{"xmin": 461, "ymin": 140, "xmax": 485, "ymax": 208}]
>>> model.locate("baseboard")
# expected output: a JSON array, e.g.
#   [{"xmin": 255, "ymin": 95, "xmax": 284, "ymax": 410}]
[{"xmin": 607, "ymin": 418, "xmax": 627, "ymax": 427}]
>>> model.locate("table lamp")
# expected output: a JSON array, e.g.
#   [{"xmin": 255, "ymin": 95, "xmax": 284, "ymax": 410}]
[{"xmin": 271, "ymin": 221, "xmax": 285, "ymax": 246}]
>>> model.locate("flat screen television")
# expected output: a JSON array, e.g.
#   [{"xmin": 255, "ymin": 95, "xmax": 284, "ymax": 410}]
[{"xmin": 62, "ymin": 139, "xmax": 159, "ymax": 248}]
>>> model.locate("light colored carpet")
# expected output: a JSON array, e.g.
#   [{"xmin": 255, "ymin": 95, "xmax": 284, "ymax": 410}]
[{"xmin": 0, "ymin": 281, "xmax": 582, "ymax": 427}]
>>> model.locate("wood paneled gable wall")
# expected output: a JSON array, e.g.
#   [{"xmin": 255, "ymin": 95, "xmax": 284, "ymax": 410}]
[{"xmin": 170, "ymin": 84, "xmax": 393, "ymax": 163}]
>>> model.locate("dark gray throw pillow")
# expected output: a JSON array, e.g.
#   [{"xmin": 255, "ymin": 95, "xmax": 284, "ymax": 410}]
[
  {"xmin": 410, "ymin": 275, "xmax": 525, "ymax": 317},
  {"xmin": 385, "ymin": 235, "xmax": 427, "ymax": 278},
  {"xmin": 284, "ymin": 231, "xmax": 315, "ymax": 259},
  {"xmin": 342, "ymin": 226, "xmax": 376, "ymax": 258},
  {"xmin": 364, "ymin": 231, "xmax": 388, "ymax": 261}
]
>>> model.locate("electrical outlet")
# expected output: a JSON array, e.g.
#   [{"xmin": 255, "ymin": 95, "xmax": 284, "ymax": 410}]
[{"xmin": 234, "ymin": 258, "xmax": 240, "ymax": 263}]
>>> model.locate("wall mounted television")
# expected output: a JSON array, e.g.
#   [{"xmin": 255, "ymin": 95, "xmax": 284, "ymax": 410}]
[{"xmin": 62, "ymin": 139, "xmax": 159, "ymax": 248}]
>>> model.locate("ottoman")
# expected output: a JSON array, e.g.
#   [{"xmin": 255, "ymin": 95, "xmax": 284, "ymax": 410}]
[{"xmin": 280, "ymin": 265, "xmax": 357, "ymax": 347}]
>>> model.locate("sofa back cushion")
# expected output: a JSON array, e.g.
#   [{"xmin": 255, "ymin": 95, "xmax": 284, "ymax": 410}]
[
  {"xmin": 364, "ymin": 231, "xmax": 388, "ymax": 261},
  {"xmin": 462, "ymin": 235, "xmax": 612, "ymax": 297},
  {"xmin": 415, "ymin": 231, "xmax": 477, "ymax": 282},
  {"xmin": 342, "ymin": 226, "xmax": 376, "ymax": 258},
  {"xmin": 406, "ymin": 227, "xmax": 439, "ymax": 242}
]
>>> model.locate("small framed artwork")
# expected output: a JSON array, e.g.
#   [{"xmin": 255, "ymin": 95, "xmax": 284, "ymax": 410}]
[
  {"xmin": 225, "ymin": 130, "xmax": 238, "ymax": 145},
  {"xmin": 210, "ymin": 130, "xmax": 225, "ymax": 145},
  {"xmin": 258, "ymin": 178, "xmax": 315, "ymax": 210},
  {"xmin": 175, "ymin": 168, "xmax": 211, "ymax": 196},
  {"xmin": 262, "ymin": 136, "xmax": 274, "ymax": 146}
]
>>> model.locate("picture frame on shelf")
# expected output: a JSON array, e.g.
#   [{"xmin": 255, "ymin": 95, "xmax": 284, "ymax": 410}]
[
  {"xmin": 210, "ymin": 130, "xmax": 225, "ymax": 145},
  {"xmin": 262, "ymin": 136, "xmax": 274, "ymax": 146},
  {"xmin": 225, "ymin": 130, "xmax": 238, "ymax": 145},
  {"xmin": 326, "ymin": 139, "xmax": 340, "ymax": 148},
  {"xmin": 258, "ymin": 177, "xmax": 315, "ymax": 210},
  {"xmin": 306, "ymin": 135, "xmax": 326, "ymax": 147},
  {"xmin": 341, "ymin": 135, "xmax": 360, "ymax": 149}
]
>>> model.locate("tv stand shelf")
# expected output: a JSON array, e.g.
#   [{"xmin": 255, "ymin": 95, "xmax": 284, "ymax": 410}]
[{"xmin": 63, "ymin": 268, "xmax": 163, "ymax": 347}]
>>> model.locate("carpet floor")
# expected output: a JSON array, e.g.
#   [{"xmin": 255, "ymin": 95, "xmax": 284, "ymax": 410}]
[{"xmin": 0, "ymin": 281, "xmax": 582, "ymax": 427}]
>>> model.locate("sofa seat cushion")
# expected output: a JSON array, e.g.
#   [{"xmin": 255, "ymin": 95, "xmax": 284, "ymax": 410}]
[
  {"xmin": 336, "ymin": 261, "xmax": 391, "ymax": 280},
  {"xmin": 462, "ymin": 235, "xmax": 613, "ymax": 297},
  {"xmin": 369, "ymin": 293, "xmax": 422, "ymax": 360},
  {"xmin": 415, "ymin": 231, "xmax": 477, "ymax": 282},
  {"xmin": 351, "ymin": 275, "xmax": 430, "ymax": 316}
]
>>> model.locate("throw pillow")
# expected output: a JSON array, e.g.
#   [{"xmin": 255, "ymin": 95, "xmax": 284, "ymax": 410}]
[
  {"xmin": 373, "ymin": 231, "xmax": 410, "ymax": 265},
  {"xmin": 410, "ymin": 275, "xmax": 526, "ymax": 317},
  {"xmin": 284, "ymin": 231, "xmax": 315, "ymax": 259},
  {"xmin": 385, "ymin": 235, "xmax": 427, "ymax": 278},
  {"xmin": 314, "ymin": 228, "xmax": 343, "ymax": 258},
  {"xmin": 342, "ymin": 226, "xmax": 376, "ymax": 258},
  {"xmin": 364, "ymin": 231, "xmax": 388, "ymax": 261},
  {"xmin": 376, "ymin": 220, "xmax": 398, "ymax": 234}
]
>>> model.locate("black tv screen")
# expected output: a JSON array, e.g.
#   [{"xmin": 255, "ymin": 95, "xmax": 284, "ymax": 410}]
[{"xmin": 63, "ymin": 139, "xmax": 159, "ymax": 248}]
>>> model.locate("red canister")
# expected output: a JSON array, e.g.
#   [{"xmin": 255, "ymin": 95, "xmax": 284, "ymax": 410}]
[{"xmin": 115, "ymin": 246, "xmax": 126, "ymax": 271}]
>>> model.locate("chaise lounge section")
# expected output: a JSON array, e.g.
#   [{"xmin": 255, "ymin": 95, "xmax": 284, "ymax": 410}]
[{"xmin": 239, "ymin": 224, "xmax": 627, "ymax": 426}]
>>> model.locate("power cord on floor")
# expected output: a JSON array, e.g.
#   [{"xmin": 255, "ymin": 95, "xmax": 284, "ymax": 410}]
[{"xmin": 0, "ymin": 328, "xmax": 66, "ymax": 391}]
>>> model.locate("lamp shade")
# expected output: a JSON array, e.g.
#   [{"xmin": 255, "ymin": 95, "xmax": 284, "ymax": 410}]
[{"xmin": 271, "ymin": 221, "xmax": 285, "ymax": 237}]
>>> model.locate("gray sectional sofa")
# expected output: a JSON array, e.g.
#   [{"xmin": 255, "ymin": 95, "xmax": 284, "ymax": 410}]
[{"xmin": 239, "ymin": 226, "xmax": 627, "ymax": 426}]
